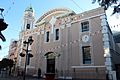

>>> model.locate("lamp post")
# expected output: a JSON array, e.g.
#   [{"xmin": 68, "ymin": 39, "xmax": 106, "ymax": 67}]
[
  {"xmin": 20, "ymin": 36, "xmax": 33, "ymax": 80},
  {"xmin": 0, "ymin": 8, "xmax": 8, "ymax": 49},
  {"xmin": 13, "ymin": 57, "xmax": 17, "ymax": 76}
]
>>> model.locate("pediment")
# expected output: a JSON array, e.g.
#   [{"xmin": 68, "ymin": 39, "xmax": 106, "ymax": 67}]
[{"xmin": 36, "ymin": 8, "xmax": 75, "ymax": 24}]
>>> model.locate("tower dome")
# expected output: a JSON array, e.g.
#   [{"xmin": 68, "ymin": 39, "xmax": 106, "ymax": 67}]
[
  {"xmin": 22, "ymin": 5, "xmax": 35, "ymax": 31},
  {"xmin": 25, "ymin": 5, "xmax": 33, "ymax": 12}
]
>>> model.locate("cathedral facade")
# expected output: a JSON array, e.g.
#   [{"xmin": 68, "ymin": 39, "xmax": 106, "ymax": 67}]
[{"xmin": 16, "ymin": 6, "xmax": 119, "ymax": 79}]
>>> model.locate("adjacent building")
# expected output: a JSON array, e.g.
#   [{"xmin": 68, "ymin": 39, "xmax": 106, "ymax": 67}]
[
  {"xmin": 8, "ymin": 40, "xmax": 18, "ymax": 76},
  {"xmin": 15, "ymin": 6, "xmax": 120, "ymax": 80},
  {"xmin": 8, "ymin": 40, "xmax": 18, "ymax": 60}
]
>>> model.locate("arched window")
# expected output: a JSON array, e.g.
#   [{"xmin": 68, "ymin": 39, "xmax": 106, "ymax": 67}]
[
  {"xmin": 26, "ymin": 24, "xmax": 30, "ymax": 29},
  {"xmin": 55, "ymin": 29, "xmax": 59, "ymax": 40}
]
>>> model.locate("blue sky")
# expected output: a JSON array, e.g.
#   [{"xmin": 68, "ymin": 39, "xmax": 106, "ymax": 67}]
[{"xmin": 0, "ymin": 0, "xmax": 120, "ymax": 60}]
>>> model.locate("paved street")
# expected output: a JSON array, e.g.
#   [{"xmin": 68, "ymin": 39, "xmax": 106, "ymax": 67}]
[
  {"xmin": 0, "ymin": 71, "xmax": 44, "ymax": 80},
  {"xmin": 0, "ymin": 76, "xmax": 44, "ymax": 80}
]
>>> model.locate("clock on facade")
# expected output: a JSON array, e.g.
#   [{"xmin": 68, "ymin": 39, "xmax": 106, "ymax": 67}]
[{"xmin": 82, "ymin": 35, "xmax": 90, "ymax": 42}]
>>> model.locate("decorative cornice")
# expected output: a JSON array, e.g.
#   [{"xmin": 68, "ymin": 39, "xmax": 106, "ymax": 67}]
[{"xmin": 36, "ymin": 8, "xmax": 75, "ymax": 23}]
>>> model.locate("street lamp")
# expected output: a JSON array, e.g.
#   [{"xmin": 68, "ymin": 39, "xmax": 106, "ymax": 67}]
[
  {"xmin": 20, "ymin": 36, "xmax": 34, "ymax": 80},
  {"xmin": 0, "ymin": 8, "xmax": 8, "ymax": 50},
  {"xmin": 0, "ymin": 8, "xmax": 8, "ymax": 41}
]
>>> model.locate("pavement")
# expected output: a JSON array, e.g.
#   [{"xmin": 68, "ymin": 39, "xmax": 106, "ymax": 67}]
[
  {"xmin": 0, "ymin": 71, "xmax": 44, "ymax": 80},
  {"xmin": 0, "ymin": 76, "xmax": 44, "ymax": 80}
]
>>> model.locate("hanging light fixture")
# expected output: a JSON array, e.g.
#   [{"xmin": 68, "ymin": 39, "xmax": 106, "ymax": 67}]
[{"xmin": 0, "ymin": 8, "xmax": 8, "ymax": 42}]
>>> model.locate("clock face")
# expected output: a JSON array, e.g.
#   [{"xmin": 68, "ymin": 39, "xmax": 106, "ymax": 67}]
[{"xmin": 82, "ymin": 35, "xmax": 89, "ymax": 42}]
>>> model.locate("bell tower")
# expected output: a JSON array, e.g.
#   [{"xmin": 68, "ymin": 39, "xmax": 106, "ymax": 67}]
[{"xmin": 22, "ymin": 5, "xmax": 35, "ymax": 31}]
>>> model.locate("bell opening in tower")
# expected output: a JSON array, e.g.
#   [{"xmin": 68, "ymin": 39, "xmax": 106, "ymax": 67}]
[{"xmin": 26, "ymin": 24, "xmax": 30, "ymax": 29}]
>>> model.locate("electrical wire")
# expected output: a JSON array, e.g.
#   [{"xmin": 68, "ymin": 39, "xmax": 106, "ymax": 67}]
[
  {"xmin": 69, "ymin": 0, "xmax": 84, "ymax": 11},
  {"xmin": 69, "ymin": 0, "xmax": 120, "ymax": 29},
  {"xmin": 69, "ymin": 0, "xmax": 103, "ymax": 28}
]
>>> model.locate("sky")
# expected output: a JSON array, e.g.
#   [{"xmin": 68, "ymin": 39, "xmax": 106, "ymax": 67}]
[{"xmin": 0, "ymin": 0, "xmax": 120, "ymax": 60}]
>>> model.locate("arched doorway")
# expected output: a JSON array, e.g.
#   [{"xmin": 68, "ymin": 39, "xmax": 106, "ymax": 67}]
[{"xmin": 44, "ymin": 52, "xmax": 56, "ymax": 73}]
